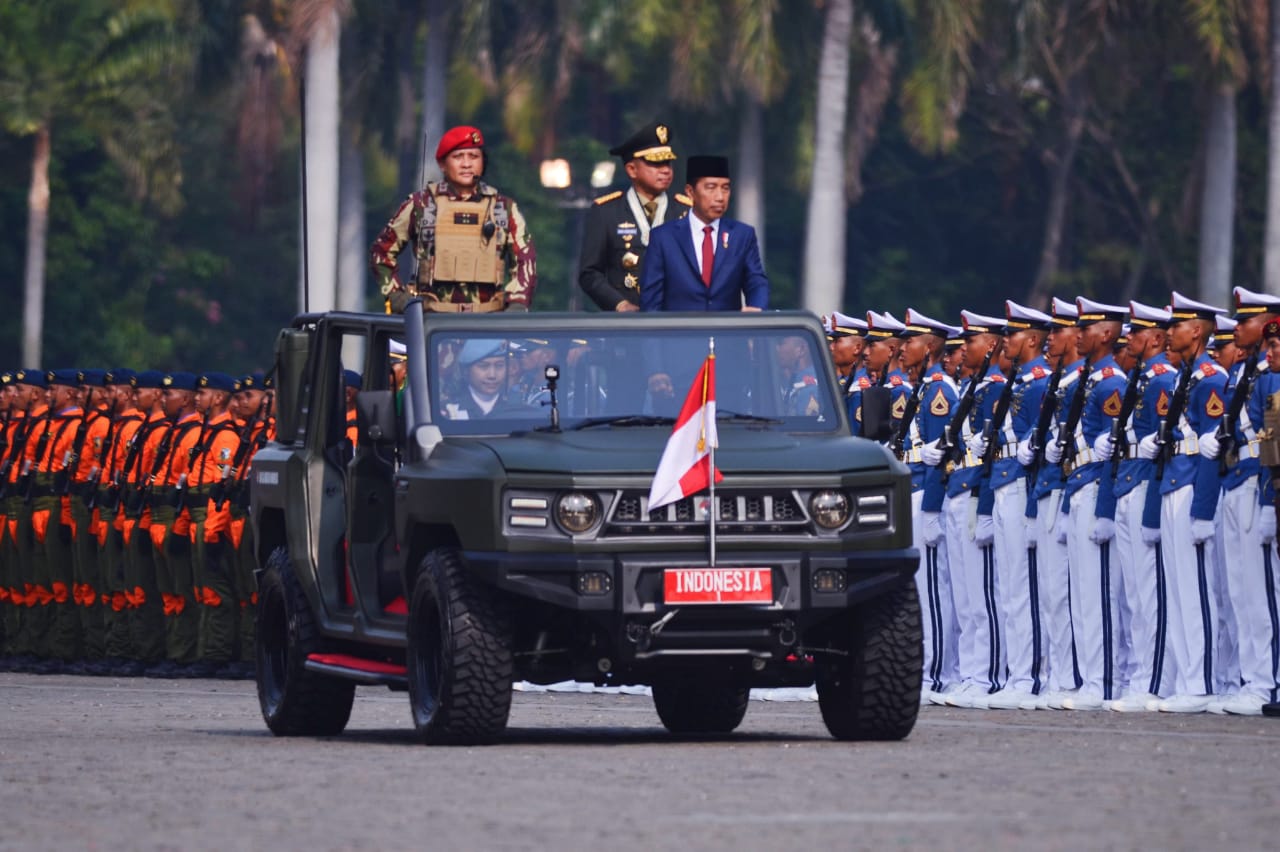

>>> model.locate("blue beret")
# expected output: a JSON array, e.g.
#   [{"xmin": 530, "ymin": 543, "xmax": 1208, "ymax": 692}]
[
  {"xmin": 48, "ymin": 369, "xmax": 81, "ymax": 388},
  {"xmin": 16, "ymin": 369, "xmax": 47, "ymax": 388},
  {"xmin": 106, "ymin": 368, "xmax": 136, "ymax": 386},
  {"xmin": 134, "ymin": 370, "xmax": 166, "ymax": 389},
  {"xmin": 457, "ymin": 339, "xmax": 507, "ymax": 367},
  {"xmin": 238, "ymin": 371, "xmax": 266, "ymax": 391},
  {"xmin": 162, "ymin": 372, "xmax": 198, "ymax": 391},
  {"xmin": 198, "ymin": 372, "xmax": 237, "ymax": 393},
  {"xmin": 343, "ymin": 369, "xmax": 362, "ymax": 389},
  {"xmin": 79, "ymin": 369, "xmax": 108, "ymax": 387}
]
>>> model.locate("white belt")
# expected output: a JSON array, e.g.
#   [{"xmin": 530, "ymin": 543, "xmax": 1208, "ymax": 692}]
[{"xmin": 1172, "ymin": 436, "xmax": 1200, "ymax": 456}]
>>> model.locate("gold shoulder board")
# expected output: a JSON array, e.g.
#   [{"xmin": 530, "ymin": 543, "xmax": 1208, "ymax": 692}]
[
  {"xmin": 594, "ymin": 190, "xmax": 623, "ymax": 205},
  {"xmin": 674, "ymin": 193, "xmax": 693, "ymax": 206}
]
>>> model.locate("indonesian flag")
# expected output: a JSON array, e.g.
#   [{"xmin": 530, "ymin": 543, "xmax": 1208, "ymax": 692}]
[{"xmin": 647, "ymin": 347, "xmax": 723, "ymax": 511}]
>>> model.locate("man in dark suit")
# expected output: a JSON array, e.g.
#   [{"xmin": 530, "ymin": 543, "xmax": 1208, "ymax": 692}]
[
  {"xmin": 579, "ymin": 123, "xmax": 691, "ymax": 312},
  {"xmin": 639, "ymin": 155, "xmax": 769, "ymax": 312}
]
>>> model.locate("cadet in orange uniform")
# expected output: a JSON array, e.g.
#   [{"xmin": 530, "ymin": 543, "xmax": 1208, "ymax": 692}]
[
  {"xmin": 126, "ymin": 371, "xmax": 173, "ymax": 672},
  {"xmin": 97, "ymin": 369, "xmax": 143, "ymax": 672},
  {"xmin": 0, "ymin": 373, "xmax": 15, "ymax": 660},
  {"xmin": 230, "ymin": 372, "xmax": 270, "ymax": 666},
  {"xmin": 68, "ymin": 370, "xmax": 110, "ymax": 667},
  {"xmin": 186, "ymin": 373, "xmax": 241, "ymax": 675},
  {"xmin": 4, "ymin": 371, "xmax": 46, "ymax": 668}
]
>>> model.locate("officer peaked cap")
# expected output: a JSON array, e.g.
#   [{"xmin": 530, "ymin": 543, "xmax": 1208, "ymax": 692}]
[
  {"xmin": 1075, "ymin": 297, "xmax": 1127, "ymax": 326},
  {"xmin": 1128, "ymin": 301, "xmax": 1172, "ymax": 329},
  {"xmin": 959, "ymin": 310, "xmax": 1005, "ymax": 336},
  {"xmin": 1050, "ymin": 297, "xmax": 1078, "ymax": 326},
  {"xmin": 902, "ymin": 308, "xmax": 951, "ymax": 337},
  {"xmin": 610, "ymin": 122, "xmax": 677, "ymax": 163},
  {"xmin": 1232, "ymin": 285, "xmax": 1280, "ymax": 318},
  {"xmin": 1169, "ymin": 291, "xmax": 1226, "ymax": 322},
  {"xmin": 829, "ymin": 311, "xmax": 867, "ymax": 338},
  {"xmin": 1004, "ymin": 301, "xmax": 1051, "ymax": 332}
]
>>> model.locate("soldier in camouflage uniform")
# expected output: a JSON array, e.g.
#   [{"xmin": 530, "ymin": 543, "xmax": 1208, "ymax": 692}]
[{"xmin": 372, "ymin": 125, "xmax": 537, "ymax": 314}]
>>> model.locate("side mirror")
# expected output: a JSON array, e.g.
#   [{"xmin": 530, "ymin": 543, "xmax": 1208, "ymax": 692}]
[
  {"xmin": 356, "ymin": 390, "xmax": 397, "ymax": 446},
  {"xmin": 860, "ymin": 386, "xmax": 893, "ymax": 443}
]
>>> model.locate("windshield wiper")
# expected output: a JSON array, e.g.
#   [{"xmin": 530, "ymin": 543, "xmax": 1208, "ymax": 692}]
[
  {"xmin": 567, "ymin": 415, "xmax": 677, "ymax": 431},
  {"xmin": 716, "ymin": 409, "xmax": 783, "ymax": 425}
]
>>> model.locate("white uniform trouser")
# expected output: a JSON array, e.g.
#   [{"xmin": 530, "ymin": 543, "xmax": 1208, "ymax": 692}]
[
  {"xmin": 993, "ymin": 479, "xmax": 1044, "ymax": 693},
  {"xmin": 1036, "ymin": 492, "xmax": 1079, "ymax": 693},
  {"xmin": 1220, "ymin": 481, "xmax": 1280, "ymax": 700},
  {"xmin": 1065, "ymin": 481, "xmax": 1126, "ymax": 700},
  {"xmin": 1114, "ymin": 480, "xmax": 1172, "ymax": 697},
  {"xmin": 1159, "ymin": 485, "xmax": 1219, "ymax": 696},
  {"xmin": 943, "ymin": 492, "xmax": 1004, "ymax": 690},
  {"xmin": 1214, "ymin": 495, "xmax": 1240, "ymax": 694},
  {"xmin": 914, "ymin": 489, "xmax": 959, "ymax": 692}
]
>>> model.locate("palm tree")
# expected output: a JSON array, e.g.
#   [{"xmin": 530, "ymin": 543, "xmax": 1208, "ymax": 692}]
[{"xmin": 0, "ymin": 0, "xmax": 184, "ymax": 365}]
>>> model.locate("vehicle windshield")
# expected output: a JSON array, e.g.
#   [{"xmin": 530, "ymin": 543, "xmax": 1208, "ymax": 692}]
[{"xmin": 425, "ymin": 325, "xmax": 840, "ymax": 435}]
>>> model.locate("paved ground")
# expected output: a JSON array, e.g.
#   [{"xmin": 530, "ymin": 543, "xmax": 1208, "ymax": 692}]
[{"xmin": 0, "ymin": 674, "xmax": 1277, "ymax": 850}]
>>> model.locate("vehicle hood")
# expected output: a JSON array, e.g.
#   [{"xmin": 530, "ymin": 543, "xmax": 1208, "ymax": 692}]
[{"xmin": 469, "ymin": 427, "xmax": 890, "ymax": 475}]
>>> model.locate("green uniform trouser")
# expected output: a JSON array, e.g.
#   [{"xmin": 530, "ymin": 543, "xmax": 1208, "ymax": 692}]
[
  {"xmin": 232, "ymin": 503, "xmax": 256, "ymax": 662},
  {"xmin": 69, "ymin": 493, "xmax": 105, "ymax": 659},
  {"xmin": 6, "ymin": 495, "xmax": 33, "ymax": 656},
  {"xmin": 98, "ymin": 497, "xmax": 132, "ymax": 660},
  {"xmin": 149, "ymin": 499, "xmax": 198, "ymax": 664},
  {"xmin": 33, "ymin": 480, "xmax": 78, "ymax": 660},
  {"xmin": 124, "ymin": 504, "xmax": 165, "ymax": 663},
  {"xmin": 189, "ymin": 498, "xmax": 236, "ymax": 664}
]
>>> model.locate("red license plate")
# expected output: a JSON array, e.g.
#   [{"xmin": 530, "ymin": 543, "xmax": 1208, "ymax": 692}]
[{"xmin": 663, "ymin": 567, "xmax": 773, "ymax": 605}]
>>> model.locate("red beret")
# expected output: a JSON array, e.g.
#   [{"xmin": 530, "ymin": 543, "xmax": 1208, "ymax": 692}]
[{"xmin": 436, "ymin": 126, "xmax": 484, "ymax": 161}]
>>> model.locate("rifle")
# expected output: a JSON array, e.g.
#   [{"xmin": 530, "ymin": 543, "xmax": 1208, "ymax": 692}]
[
  {"xmin": 54, "ymin": 387, "xmax": 95, "ymax": 497},
  {"xmin": 21, "ymin": 410, "xmax": 55, "ymax": 505},
  {"xmin": 172, "ymin": 415, "xmax": 212, "ymax": 510},
  {"xmin": 0, "ymin": 412, "xmax": 28, "ymax": 499},
  {"xmin": 84, "ymin": 399, "xmax": 124, "ymax": 509},
  {"xmin": 939, "ymin": 346, "xmax": 995, "ymax": 473},
  {"xmin": 1054, "ymin": 357, "xmax": 1094, "ymax": 473},
  {"xmin": 132, "ymin": 416, "xmax": 178, "ymax": 513},
  {"xmin": 1108, "ymin": 364, "xmax": 1145, "ymax": 478},
  {"xmin": 105, "ymin": 416, "xmax": 150, "ymax": 514},
  {"xmin": 213, "ymin": 393, "xmax": 272, "ymax": 511},
  {"xmin": 1216, "ymin": 355, "xmax": 1260, "ymax": 475},
  {"xmin": 980, "ymin": 356, "xmax": 1023, "ymax": 475},
  {"xmin": 1154, "ymin": 358, "xmax": 1197, "ymax": 481},
  {"xmin": 891, "ymin": 377, "xmax": 927, "ymax": 461},
  {"xmin": 1026, "ymin": 361, "xmax": 1065, "ymax": 479}
]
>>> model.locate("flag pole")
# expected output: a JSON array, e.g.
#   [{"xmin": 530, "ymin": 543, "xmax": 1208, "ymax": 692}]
[{"xmin": 707, "ymin": 337, "xmax": 716, "ymax": 567}]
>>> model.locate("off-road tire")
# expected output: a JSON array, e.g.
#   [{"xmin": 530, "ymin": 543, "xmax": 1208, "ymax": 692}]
[
  {"xmin": 652, "ymin": 675, "xmax": 750, "ymax": 735},
  {"xmin": 255, "ymin": 547, "xmax": 356, "ymax": 736},
  {"xmin": 816, "ymin": 579, "xmax": 922, "ymax": 741},
  {"xmin": 406, "ymin": 546, "xmax": 513, "ymax": 744}
]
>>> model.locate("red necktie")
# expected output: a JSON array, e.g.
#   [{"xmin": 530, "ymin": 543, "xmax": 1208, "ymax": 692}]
[{"xmin": 701, "ymin": 225, "xmax": 714, "ymax": 287}]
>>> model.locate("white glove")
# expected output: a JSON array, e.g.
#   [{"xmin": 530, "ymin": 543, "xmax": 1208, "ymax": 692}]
[
  {"xmin": 921, "ymin": 511, "xmax": 944, "ymax": 546},
  {"xmin": 1093, "ymin": 432, "xmax": 1115, "ymax": 461},
  {"xmin": 1190, "ymin": 518, "xmax": 1216, "ymax": 544},
  {"xmin": 920, "ymin": 439, "xmax": 945, "ymax": 467},
  {"xmin": 965, "ymin": 433, "xmax": 989, "ymax": 458},
  {"xmin": 974, "ymin": 514, "xmax": 995, "ymax": 546},
  {"xmin": 1016, "ymin": 440, "xmax": 1036, "ymax": 467},
  {"xmin": 1137, "ymin": 433, "xmax": 1160, "ymax": 460},
  {"xmin": 1197, "ymin": 430, "xmax": 1220, "ymax": 460},
  {"xmin": 1089, "ymin": 517, "xmax": 1115, "ymax": 544},
  {"xmin": 1044, "ymin": 439, "xmax": 1064, "ymax": 465},
  {"xmin": 1140, "ymin": 526, "xmax": 1161, "ymax": 546},
  {"xmin": 1261, "ymin": 509, "xmax": 1277, "ymax": 545},
  {"xmin": 1053, "ymin": 513, "xmax": 1069, "ymax": 545}
]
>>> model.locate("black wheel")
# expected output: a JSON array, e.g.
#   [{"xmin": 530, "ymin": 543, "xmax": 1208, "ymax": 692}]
[
  {"xmin": 255, "ymin": 547, "xmax": 355, "ymax": 736},
  {"xmin": 406, "ymin": 547, "xmax": 513, "ymax": 744},
  {"xmin": 652, "ymin": 673, "xmax": 749, "ymax": 735},
  {"xmin": 816, "ymin": 579, "xmax": 923, "ymax": 741}
]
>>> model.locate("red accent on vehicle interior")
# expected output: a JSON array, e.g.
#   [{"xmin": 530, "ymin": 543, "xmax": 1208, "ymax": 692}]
[
  {"xmin": 383, "ymin": 596, "xmax": 408, "ymax": 615},
  {"xmin": 341, "ymin": 536, "xmax": 354, "ymax": 607},
  {"xmin": 306, "ymin": 654, "xmax": 406, "ymax": 676}
]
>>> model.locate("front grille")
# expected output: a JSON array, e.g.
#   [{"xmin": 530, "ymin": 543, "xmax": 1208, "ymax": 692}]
[{"xmin": 602, "ymin": 490, "xmax": 809, "ymax": 536}]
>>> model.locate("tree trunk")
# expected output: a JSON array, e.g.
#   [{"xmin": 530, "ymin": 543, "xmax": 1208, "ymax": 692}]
[
  {"xmin": 802, "ymin": 0, "xmax": 853, "ymax": 314},
  {"xmin": 1198, "ymin": 84, "xmax": 1237, "ymax": 307},
  {"xmin": 22, "ymin": 123, "xmax": 50, "ymax": 366},
  {"xmin": 1025, "ymin": 76, "xmax": 1086, "ymax": 310},
  {"xmin": 419, "ymin": 0, "xmax": 450, "ymax": 186},
  {"xmin": 845, "ymin": 18, "xmax": 897, "ymax": 205},
  {"xmin": 303, "ymin": 7, "xmax": 341, "ymax": 313},
  {"xmin": 1265, "ymin": 0, "xmax": 1280, "ymax": 295},
  {"xmin": 338, "ymin": 121, "xmax": 366, "ymax": 314},
  {"xmin": 737, "ymin": 97, "xmax": 766, "ymax": 262}
]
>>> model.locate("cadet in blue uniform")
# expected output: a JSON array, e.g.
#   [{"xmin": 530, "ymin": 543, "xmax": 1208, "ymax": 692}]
[
  {"xmin": 848, "ymin": 313, "xmax": 897, "ymax": 435},
  {"xmin": 826, "ymin": 312, "xmax": 866, "ymax": 397},
  {"xmin": 1107, "ymin": 302, "xmax": 1178, "ymax": 712},
  {"xmin": 986, "ymin": 302, "xmax": 1054, "ymax": 709},
  {"xmin": 1253, "ymin": 321, "xmax": 1280, "ymax": 716},
  {"xmin": 899, "ymin": 309, "xmax": 960, "ymax": 703},
  {"xmin": 1046, "ymin": 298, "xmax": 1129, "ymax": 709},
  {"xmin": 1136, "ymin": 292, "xmax": 1229, "ymax": 713}
]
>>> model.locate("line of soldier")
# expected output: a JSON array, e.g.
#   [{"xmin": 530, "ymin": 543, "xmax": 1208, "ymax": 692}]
[
  {"xmin": 0, "ymin": 368, "xmax": 276, "ymax": 678},
  {"xmin": 827, "ymin": 287, "xmax": 1280, "ymax": 715}
]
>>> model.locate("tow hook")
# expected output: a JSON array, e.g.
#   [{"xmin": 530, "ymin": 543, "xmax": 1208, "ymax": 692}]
[
  {"xmin": 775, "ymin": 619, "xmax": 797, "ymax": 648},
  {"xmin": 650, "ymin": 608, "xmax": 680, "ymax": 636}
]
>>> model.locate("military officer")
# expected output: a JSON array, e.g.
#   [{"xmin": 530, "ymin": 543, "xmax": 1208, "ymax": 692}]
[
  {"xmin": 827, "ymin": 311, "xmax": 867, "ymax": 395},
  {"xmin": 1136, "ymin": 292, "xmax": 1228, "ymax": 712},
  {"xmin": 372, "ymin": 125, "xmax": 537, "ymax": 313},
  {"xmin": 579, "ymin": 123, "xmax": 690, "ymax": 311}
]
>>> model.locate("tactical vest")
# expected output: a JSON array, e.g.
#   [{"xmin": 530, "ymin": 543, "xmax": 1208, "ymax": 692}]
[{"xmin": 412, "ymin": 185, "xmax": 510, "ymax": 289}]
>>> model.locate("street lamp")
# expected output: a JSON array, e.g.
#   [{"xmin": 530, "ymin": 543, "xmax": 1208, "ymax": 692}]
[{"xmin": 541, "ymin": 157, "xmax": 614, "ymax": 311}]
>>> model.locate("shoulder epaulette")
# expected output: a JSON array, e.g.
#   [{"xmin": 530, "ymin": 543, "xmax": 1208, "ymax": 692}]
[
  {"xmin": 593, "ymin": 190, "xmax": 623, "ymax": 206},
  {"xmin": 674, "ymin": 193, "xmax": 693, "ymax": 206}
]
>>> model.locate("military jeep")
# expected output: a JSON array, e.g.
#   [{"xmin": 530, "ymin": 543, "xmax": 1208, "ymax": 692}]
[{"xmin": 250, "ymin": 304, "xmax": 920, "ymax": 743}]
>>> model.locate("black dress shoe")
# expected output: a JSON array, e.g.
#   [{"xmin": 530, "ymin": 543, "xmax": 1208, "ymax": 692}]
[
  {"xmin": 112, "ymin": 659, "xmax": 148, "ymax": 677},
  {"xmin": 1263, "ymin": 702, "xmax": 1280, "ymax": 717},
  {"xmin": 181, "ymin": 661, "xmax": 220, "ymax": 679},
  {"xmin": 144, "ymin": 660, "xmax": 182, "ymax": 678}
]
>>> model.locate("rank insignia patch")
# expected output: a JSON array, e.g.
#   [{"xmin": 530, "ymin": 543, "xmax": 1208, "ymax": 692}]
[
  {"xmin": 1102, "ymin": 390, "xmax": 1123, "ymax": 417},
  {"xmin": 1157, "ymin": 389, "xmax": 1170, "ymax": 417},
  {"xmin": 1205, "ymin": 390, "xmax": 1225, "ymax": 418},
  {"xmin": 1032, "ymin": 366, "xmax": 1047, "ymax": 379},
  {"xmin": 892, "ymin": 396, "xmax": 907, "ymax": 418},
  {"xmin": 930, "ymin": 388, "xmax": 950, "ymax": 416}
]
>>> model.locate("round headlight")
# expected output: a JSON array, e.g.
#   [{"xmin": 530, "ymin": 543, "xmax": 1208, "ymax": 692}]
[
  {"xmin": 809, "ymin": 490, "xmax": 850, "ymax": 529},
  {"xmin": 556, "ymin": 492, "xmax": 600, "ymax": 533}
]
